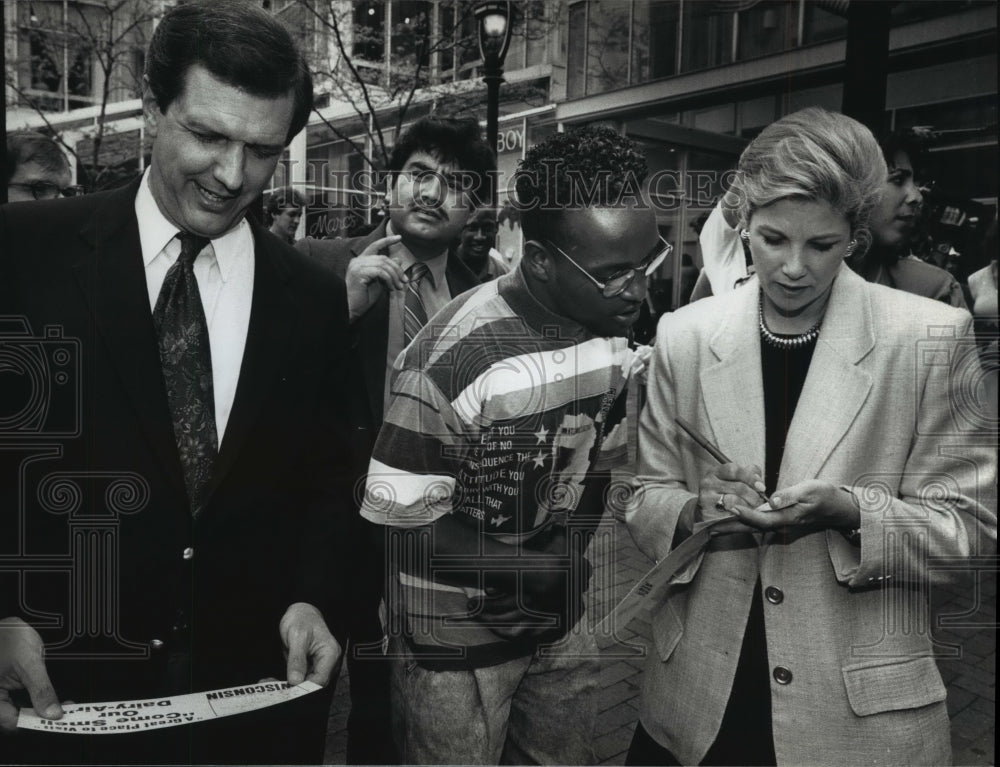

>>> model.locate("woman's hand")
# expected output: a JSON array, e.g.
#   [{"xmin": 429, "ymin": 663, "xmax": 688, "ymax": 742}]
[
  {"xmin": 697, "ymin": 462, "xmax": 766, "ymax": 522},
  {"xmin": 736, "ymin": 479, "xmax": 860, "ymax": 533},
  {"xmin": 685, "ymin": 463, "xmax": 767, "ymax": 537}
]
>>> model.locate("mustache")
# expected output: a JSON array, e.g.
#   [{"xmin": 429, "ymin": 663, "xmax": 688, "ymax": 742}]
[{"xmin": 407, "ymin": 200, "xmax": 448, "ymax": 221}]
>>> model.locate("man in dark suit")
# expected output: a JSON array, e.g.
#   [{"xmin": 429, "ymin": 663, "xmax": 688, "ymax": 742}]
[
  {"xmin": 0, "ymin": 3, "xmax": 354, "ymax": 763},
  {"xmin": 294, "ymin": 117, "xmax": 494, "ymax": 763}
]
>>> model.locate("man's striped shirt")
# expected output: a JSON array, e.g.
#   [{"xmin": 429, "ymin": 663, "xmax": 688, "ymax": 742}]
[{"xmin": 361, "ymin": 267, "xmax": 635, "ymax": 667}]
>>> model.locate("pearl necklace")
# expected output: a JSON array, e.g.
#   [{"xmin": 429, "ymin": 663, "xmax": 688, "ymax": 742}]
[{"xmin": 758, "ymin": 292, "xmax": 822, "ymax": 350}]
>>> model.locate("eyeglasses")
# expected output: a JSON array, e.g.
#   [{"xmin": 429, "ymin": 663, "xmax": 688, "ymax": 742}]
[
  {"xmin": 542, "ymin": 236, "xmax": 672, "ymax": 298},
  {"xmin": 8, "ymin": 181, "xmax": 86, "ymax": 200}
]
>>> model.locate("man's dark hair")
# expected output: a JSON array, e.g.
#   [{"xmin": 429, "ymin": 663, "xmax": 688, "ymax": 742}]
[
  {"xmin": 264, "ymin": 186, "xmax": 308, "ymax": 225},
  {"xmin": 4, "ymin": 130, "xmax": 70, "ymax": 186},
  {"xmin": 514, "ymin": 126, "xmax": 648, "ymax": 242},
  {"xmin": 144, "ymin": 0, "xmax": 313, "ymax": 145},
  {"xmin": 388, "ymin": 117, "xmax": 496, "ymax": 206}
]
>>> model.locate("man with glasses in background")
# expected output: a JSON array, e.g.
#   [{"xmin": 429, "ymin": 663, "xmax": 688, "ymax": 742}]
[
  {"xmin": 360, "ymin": 126, "xmax": 665, "ymax": 764},
  {"xmin": 4, "ymin": 131, "xmax": 84, "ymax": 202}
]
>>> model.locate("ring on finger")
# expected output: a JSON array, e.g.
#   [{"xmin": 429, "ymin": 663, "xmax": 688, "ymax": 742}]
[{"xmin": 714, "ymin": 494, "xmax": 726, "ymax": 511}]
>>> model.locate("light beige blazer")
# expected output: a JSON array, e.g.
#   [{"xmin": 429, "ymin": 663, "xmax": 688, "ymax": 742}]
[{"xmin": 627, "ymin": 266, "xmax": 997, "ymax": 766}]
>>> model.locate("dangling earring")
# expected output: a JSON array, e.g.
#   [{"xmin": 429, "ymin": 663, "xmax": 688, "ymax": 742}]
[{"xmin": 845, "ymin": 239, "xmax": 857, "ymax": 256}]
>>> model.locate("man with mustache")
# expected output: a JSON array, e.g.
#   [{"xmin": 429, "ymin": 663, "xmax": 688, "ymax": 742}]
[{"xmin": 294, "ymin": 116, "xmax": 494, "ymax": 764}]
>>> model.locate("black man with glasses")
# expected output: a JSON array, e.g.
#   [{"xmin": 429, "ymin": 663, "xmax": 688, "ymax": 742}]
[
  {"xmin": 4, "ymin": 131, "xmax": 82, "ymax": 203},
  {"xmin": 360, "ymin": 126, "xmax": 661, "ymax": 764}
]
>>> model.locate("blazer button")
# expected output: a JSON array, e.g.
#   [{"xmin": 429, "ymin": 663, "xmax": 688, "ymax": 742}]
[
  {"xmin": 773, "ymin": 666, "xmax": 793, "ymax": 685},
  {"xmin": 764, "ymin": 586, "xmax": 784, "ymax": 604},
  {"xmin": 182, "ymin": 547, "xmax": 194, "ymax": 560},
  {"xmin": 150, "ymin": 639, "xmax": 165, "ymax": 649}
]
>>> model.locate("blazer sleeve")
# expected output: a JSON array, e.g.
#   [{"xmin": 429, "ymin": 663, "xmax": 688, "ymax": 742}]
[
  {"xmin": 625, "ymin": 315, "xmax": 700, "ymax": 564},
  {"xmin": 828, "ymin": 313, "xmax": 997, "ymax": 588},
  {"xmin": 289, "ymin": 273, "xmax": 357, "ymax": 644}
]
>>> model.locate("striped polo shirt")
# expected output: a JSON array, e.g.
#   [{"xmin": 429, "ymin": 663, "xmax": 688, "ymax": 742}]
[{"xmin": 361, "ymin": 267, "xmax": 635, "ymax": 668}]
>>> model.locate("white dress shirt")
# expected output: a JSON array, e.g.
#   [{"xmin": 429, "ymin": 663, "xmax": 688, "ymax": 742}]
[{"xmin": 134, "ymin": 171, "xmax": 254, "ymax": 444}]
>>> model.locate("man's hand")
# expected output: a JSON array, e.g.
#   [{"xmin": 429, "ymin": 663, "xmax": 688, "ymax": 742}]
[
  {"xmin": 0, "ymin": 617, "xmax": 62, "ymax": 734},
  {"xmin": 278, "ymin": 603, "xmax": 341, "ymax": 687},
  {"xmin": 344, "ymin": 235, "xmax": 405, "ymax": 320}
]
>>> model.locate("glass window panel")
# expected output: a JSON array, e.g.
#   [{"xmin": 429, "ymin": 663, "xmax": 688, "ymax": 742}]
[
  {"xmin": 632, "ymin": 0, "xmax": 678, "ymax": 84},
  {"xmin": 893, "ymin": 95, "xmax": 998, "ymax": 137},
  {"xmin": 801, "ymin": 1, "xmax": 847, "ymax": 45},
  {"xmin": 567, "ymin": 2, "xmax": 587, "ymax": 99},
  {"xmin": 435, "ymin": 1, "xmax": 456, "ymax": 73},
  {"xmin": 455, "ymin": 0, "xmax": 480, "ymax": 71},
  {"xmin": 586, "ymin": 0, "xmax": 631, "ymax": 95},
  {"xmin": 392, "ymin": 1, "xmax": 431, "ymax": 75},
  {"xmin": 29, "ymin": 30, "xmax": 62, "ymax": 92},
  {"xmin": 737, "ymin": 0, "xmax": 797, "ymax": 61},
  {"xmin": 353, "ymin": 1, "xmax": 385, "ymax": 62},
  {"xmin": 680, "ymin": 1, "xmax": 733, "ymax": 73},
  {"xmin": 525, "ymin": 1, "xmax": 548, "ymax": 68},
  {"xmin": 686, "ymin": 148, "xmax": 737, "ymax": 208},
  {"xmin": 890, "ymin": 0, "xmax": 994, "ymax": 26},
  {"xmin": 692, "ymin": 103, "xmax": 736, "ymax": 134},
  {"xmin": 739, "ymin": 95, "xmax": 777, "ymax": 137},
  {"xmin": 504, "ymin": 6, "xmax": 526, "ymax": 71}
]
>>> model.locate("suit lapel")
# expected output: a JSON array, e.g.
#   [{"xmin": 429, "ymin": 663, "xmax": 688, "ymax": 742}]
[
  {"xmin": 700, "ymin": 281, "xmax": 766, "ymax": 471},
  {"xmin": 349, "ymin": 224, "xmax": 392, "ymax": 425},
  {"xmin": 72, "ymin": 180, "xmax": 186, "ymax": 494},
  {"xmin": 203, "ymin": 224, "xmax": 297, "ymax": 504},
  {"xmin": 445, "ymin": 254, "xmax": 480, "ymax": 297},
  {"xmin": 778, "ymin": 267, "xmax": 874, "ymax": 486}
]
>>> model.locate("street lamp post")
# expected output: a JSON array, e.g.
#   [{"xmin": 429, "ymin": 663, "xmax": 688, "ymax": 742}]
[{"xmin": 475, "ymin": 1, "xmax": 512, "ymax": 184}]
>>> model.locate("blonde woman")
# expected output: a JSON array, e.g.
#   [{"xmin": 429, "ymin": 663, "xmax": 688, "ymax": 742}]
[{"xmin": 626, "ymin": 108, "xmax": 996, "ymax": 766}]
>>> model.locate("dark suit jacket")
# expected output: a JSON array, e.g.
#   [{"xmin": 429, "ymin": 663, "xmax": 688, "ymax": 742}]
[
  {"xmin": 296, "ymin": 222, "xmax": 480, "ymax": 429},
  {"xmin": 0, "ymin": 180, "xmax": 356, "ymax": 763}
]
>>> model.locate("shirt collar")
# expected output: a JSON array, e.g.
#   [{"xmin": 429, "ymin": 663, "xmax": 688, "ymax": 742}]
[
  {"xmin": 134, "ymin": 169, "xmax": 249, "ymax": 282},
  {"xmin": 385, "ymin": 220, "xmax": 448, "ymax": 288},
  {"xmin": 500, "ymin": 265, "xmax": 592, "ymax": 342}
]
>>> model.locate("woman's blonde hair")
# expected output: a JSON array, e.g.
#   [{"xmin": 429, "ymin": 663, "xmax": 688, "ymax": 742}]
[{"xmin": 734, "ymin": 107, "xmax": 886, "ymax": 255}]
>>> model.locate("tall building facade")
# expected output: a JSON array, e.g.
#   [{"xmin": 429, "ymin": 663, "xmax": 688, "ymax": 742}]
[
  {"xmin": 6, "ymin": 1, "xmax": 995, "ymax": 306},
  {"xmin": 283, "ymin": 0, "xmax": 996, "ymax": 308}
]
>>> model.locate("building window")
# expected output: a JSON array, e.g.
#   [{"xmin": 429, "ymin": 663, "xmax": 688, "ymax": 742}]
[
  {"xmin": 680, "ymin": 1, "xmax": 733, "ymax": 73},
  {"xmin": 29, "ymin": 29, "xmax": 62, "ymax": 92},
  {"xmin": 392, "ymin": 1, "xmax": 431, "ymax": 74},
  {"xmin": 524, "ymin": 0, "xmax": 549, "ymax": 68},
  {"xmin": 353, "ymin": 1, "xmax": 385, "ymax": 63},
  {"xmin": 567, "ymin": 1, "xmax": 586, "ymax": 98},
  {"xmin": 736, "ymin": 0, "xmax": 797, "ymax": 61},
  {"xmin": 800, "ymin": 0, "xmax": 848, "ymax": 45},
  {"xmin": 632, "ymin": 0, "xmax": 678, "ymax": 84},
  {"xmin": 436, "ymin": 0, "xmax": 456, "ymax": 74},
  {"xmin": 586, "ymin": 0, "xmax": 631, "ymax": 95},
  {"xmin": 68, "ymin": 44, "xmax": 93, "ymax": 104}
]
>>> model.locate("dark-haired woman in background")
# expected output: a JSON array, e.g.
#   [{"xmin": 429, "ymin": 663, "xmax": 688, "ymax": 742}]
[{"xmin": 849, "ymin": 131, "xmax": 967, "ymax": 309}]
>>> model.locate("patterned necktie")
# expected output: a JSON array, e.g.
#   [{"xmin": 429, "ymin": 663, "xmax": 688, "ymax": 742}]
[
  {"xmin": 153, "ymin": 232, "xmax": 218, "ymax": 517},
  {"xmin": 403, "ymin": 261, "xmax": 430, "ymax": 346}
]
